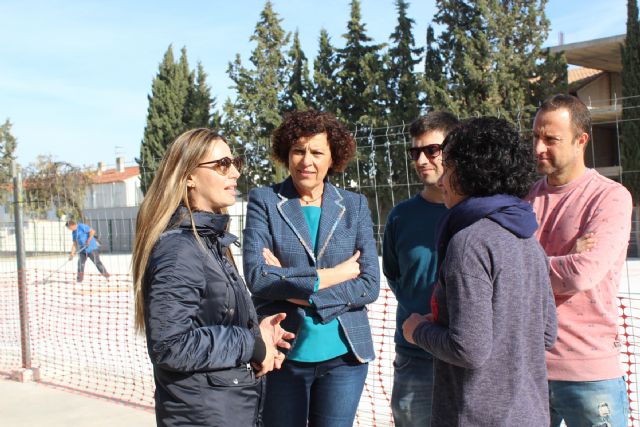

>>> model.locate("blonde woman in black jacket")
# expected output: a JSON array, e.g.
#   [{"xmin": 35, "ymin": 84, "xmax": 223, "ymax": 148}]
[{"xmin": 132, "ymin": 129, "xmax": 294, "ymax": 426}]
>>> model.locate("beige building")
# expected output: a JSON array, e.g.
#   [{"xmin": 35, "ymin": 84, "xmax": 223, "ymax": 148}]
[
  {"xmin": 552, "ymin": 34, "xmax": 640, "ymax": 255},
  {"xmin": 550, "ymin": 34, "xmax": 625, "ymax": 179}
]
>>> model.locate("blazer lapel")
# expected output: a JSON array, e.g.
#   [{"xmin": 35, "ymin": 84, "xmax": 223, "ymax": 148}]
[
  {"xmin": 276, "ymin": 177, "xmax": 316, "ymax": 263},
  {"xmin": 316, "ymin": 182, "xmax": 346, "ymax": 262}
]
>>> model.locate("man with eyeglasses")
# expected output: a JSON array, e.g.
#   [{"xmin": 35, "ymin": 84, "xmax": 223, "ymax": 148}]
[
  {"xmin": 382, "ymin": 111, "xmax": 459, "ymax": 426},
  {"xmin": 526, "ymin": 94, "xmax": 632, "ymax": 426}
]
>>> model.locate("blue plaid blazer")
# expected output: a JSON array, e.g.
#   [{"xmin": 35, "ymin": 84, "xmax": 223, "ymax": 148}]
[{"xmin": 242, "ymin": 177, "xmax": 380, "ymax": 362}]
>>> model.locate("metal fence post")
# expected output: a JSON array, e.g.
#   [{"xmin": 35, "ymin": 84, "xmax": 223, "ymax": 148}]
[{"xmin": 11, "ymin": 160, "xmax": 35, "ymax": 381}]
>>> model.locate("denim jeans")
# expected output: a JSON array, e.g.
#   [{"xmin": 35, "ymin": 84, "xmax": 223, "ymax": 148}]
[
  {"xmin": 262, "ymin": 353, "xmax": 368, "ymax": 427},
  {"xmin": 549, "ymin": 377, "xmax": 629, "ymax": 427},
  {"xmin": 391, "ymin": 353, "xmax": 434, "ymax": 427},
  {"xmin": 77, "ymin": 250, "xmax": 109, "ymax": 282}
]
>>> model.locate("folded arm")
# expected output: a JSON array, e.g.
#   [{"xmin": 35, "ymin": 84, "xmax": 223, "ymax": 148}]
[
  {"xmin": 310, "ymin": 194, "xmax": 381, "ymax": 322},
  {"xmin": 242, "ymin": 190, "xmax": 318, "ymax": 301},
  {"xmin": 548, "ymin": 187, "xmax": 632, "ymax": 295}
]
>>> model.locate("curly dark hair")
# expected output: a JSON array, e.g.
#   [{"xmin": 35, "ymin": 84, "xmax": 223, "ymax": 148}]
[
  {"xmin": 271, "ymin": 110, "xmax": 356, "ymax": 174},
  {"xmin": 442, "ymin": 117, "xmax": 537, "ymax": 199}
]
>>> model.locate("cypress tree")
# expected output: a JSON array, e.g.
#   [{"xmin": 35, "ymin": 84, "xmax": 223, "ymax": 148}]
[
  {"xmin": 621, "ymin": 0, "xmax": 640, "ymax": 202},
  {"xmin": 313, "ymin": 29, "xmax": 340, "ymax": 114},
  {"xmin": 137, "ymin": 45, "xmax": 191, "ymax": 193},
  {"xmin": 386, "ymin": 0, "xmax": 423, "ymax": 124},
  {"xmin": 283, "ymin": 30, "xmax": 312, "ymax": 111},
  {"xmin": 225, "ymin": 0, "xmax": 290, "ymax": 188},
  {"xmin": 184, "ymin": 62, "xmax": 214, "ymax": 129},
  {"xmin": 337, "ymin": 0, "xmax": 385, "ymax": 126},
  {"xmin": 424, "ymin": 25, "xmax": 448, "ymax": 112}
]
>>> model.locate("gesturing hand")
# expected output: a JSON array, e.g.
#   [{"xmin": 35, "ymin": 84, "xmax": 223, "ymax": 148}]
[{"xmin": 254, "ymin": 313, "xmax": 295, "ymax": 377}]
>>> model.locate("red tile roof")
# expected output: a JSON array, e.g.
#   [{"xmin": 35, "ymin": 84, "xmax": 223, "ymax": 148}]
[
  {"xmin": 568, "ymin": 66, "xmax": 603, "ymax": 84},
  {"xmin": 91, "ymin": 166, "xmax": 140, "ymax": 184}
]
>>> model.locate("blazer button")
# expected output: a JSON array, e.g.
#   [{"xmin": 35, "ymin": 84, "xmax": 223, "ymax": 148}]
[
  {"xmin": 261, "ymin": 271, "xmax": 267, "ymax": 277},
  {"xmin": 347, "ymin": 302, "xmax": 352, "ymax": 307},
  {"xmin": 361, "ymin": 292, "xmax": 367, "ymax": 298},
  {"xmin": 281, "ymin": 275, "xmax": 286, "ymax": 280}
]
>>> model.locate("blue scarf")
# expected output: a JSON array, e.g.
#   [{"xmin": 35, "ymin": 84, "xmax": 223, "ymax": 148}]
[{"xmin": 435, "ymin": 194, "xmax": 538, "ymax": 270}]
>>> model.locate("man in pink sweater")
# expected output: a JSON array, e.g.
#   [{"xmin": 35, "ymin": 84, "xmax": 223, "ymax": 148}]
[{"xmin": 527, "ymin": 94, "xmax": 632, "ymax": 427}]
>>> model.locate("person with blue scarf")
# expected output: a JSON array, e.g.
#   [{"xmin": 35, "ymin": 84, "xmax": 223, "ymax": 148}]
[{"xmin": 402, "ymin": 117, "xmax": 558, "ymax": 426}]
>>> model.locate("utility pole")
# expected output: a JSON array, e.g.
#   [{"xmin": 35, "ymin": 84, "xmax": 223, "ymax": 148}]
[{"xmin": 11, "ymin": 160, "xmax": 37, "ymax": 382}]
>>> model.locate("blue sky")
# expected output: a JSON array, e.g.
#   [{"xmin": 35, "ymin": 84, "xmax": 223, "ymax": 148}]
[{"xmin": 0, "ymin": 0, "xmax": 628, "ymax": 169}]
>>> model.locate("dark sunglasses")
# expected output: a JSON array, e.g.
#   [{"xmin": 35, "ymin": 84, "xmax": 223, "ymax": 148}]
[
  {"xmin": 197, "ymin": 156, "xmax": 244, "ymax": 175},
  {"xmin": 407, "ymin": 144, "xmax": 442, "ymax": 161}
]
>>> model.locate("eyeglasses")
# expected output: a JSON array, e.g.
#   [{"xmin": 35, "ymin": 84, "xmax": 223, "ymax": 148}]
[
  {"xmin": 197, "ymin": 157, "xmax": 244, "ymax": 175},
  {"xmin": 407, "ymin": 144, "xmax": 442, "ymax": 161}
]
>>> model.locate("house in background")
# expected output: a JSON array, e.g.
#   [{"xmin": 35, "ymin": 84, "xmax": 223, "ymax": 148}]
[
  {"xmin": 551, "ymin": 33, "xmax": 640, "ymax": 256},
  {"xmin": 550, "ymin": 34, "xmax": 625, "ymax": 179},
  {"xmin": 83, "ymin": 157, "xmax": 248, "ymax": 254},
  {"xmin": 82, "ymin": 157, "xmax": 142, "ymax": 253}
]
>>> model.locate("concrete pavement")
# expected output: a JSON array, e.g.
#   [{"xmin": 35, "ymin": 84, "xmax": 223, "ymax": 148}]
[{"xmin": 0, "ymin": 377, "xmax": 155, "ymax": 426}]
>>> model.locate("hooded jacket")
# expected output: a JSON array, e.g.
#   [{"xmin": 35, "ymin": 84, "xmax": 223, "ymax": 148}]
[
  {"xmin": 144, "ymin": 207, "xmax": 265, "ymax": 427},
  {"xmin": 414, "ymin": 195, "xmax": 558, "ymax": 426}
]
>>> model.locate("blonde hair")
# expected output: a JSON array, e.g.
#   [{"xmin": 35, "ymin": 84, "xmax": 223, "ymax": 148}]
[{"xmin": 132, "ymin": 128, "xmax": 228, "ymax": 333}]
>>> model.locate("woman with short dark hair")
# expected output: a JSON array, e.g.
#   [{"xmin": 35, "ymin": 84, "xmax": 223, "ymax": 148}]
[
  {"xmin": 243, "ymin": 110, "xmax": 380, "ymax": 427},
  {"xmin": 402, "ymin": 117, "xmax": 558, "ymax": 426}
]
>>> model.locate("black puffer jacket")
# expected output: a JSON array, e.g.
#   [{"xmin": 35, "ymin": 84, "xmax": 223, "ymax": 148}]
[{"xmin": 144, "ymin": 207, "xmax": 265, "ymax": 426}]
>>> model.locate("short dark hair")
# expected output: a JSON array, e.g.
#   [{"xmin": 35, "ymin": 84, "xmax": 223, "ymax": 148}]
[
  {"xmin": 409, "ymin": 111, "xmax": 459, "ymax": 139},
  {"xmin": 271, "ymin": 110, "xmax": 356, "ymax": 174},
  {"xmin": 65, "ymin": 220, "xmax": 77, "ymax": 227},
  {"xmin": 442, "ymin": 117, "xmax": 537, "ymax": 199},
  {"xmin": 538, "ymin": 94, "xmax": 591, "ymax": 136}
]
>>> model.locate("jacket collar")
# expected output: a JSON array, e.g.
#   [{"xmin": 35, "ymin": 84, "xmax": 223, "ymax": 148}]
[
  {"xmin": 276, "ymin": 176, "xmax": 346, "ymax": 264},
  {"xmin": 168, "ymin": 206, "xmax": 237, "ymax": 248}
]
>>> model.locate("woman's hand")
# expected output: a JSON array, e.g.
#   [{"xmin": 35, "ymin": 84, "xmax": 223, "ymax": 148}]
[
  {"xmin": 262, "ymin": 248, "xmax": 282, "ymax": 267},
  {"xmin": 254, "ymin": 313, "xmax": 295, "ymax": 376},
  {"xmin": 402, "ymin": 313, "xmax": 432, "ymax": 345},
  {"xmin": 335, "ymin": 250, "xmax": 361, "ymax": 280},
  {"xmin": 571, "ymin": 232, "xmax": 596, "ymax": 254},
  {"xmin": 317, "ymin": 250, "xmax": 361, "ymax": 289}
]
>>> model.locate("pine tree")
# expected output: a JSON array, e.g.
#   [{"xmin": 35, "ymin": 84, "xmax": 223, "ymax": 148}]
[
  {"xmin": 313, "ymin": 29, "xmax": 340, "ymax": 114},
  {"xmin": 337, "ymin": 0, "xmax": 385, "ymax": 126},
  {"xmin": 621, "ymin": 0, "xmax": 640, "ymax": 202},
  {"xmin": 283, "ymin": 30, "xmax": 312, "ymax": 111},
  {"xmin": 225, "ymin": 1, "xmax": 290, "ymax": 188},
  {"xmin": 386, "ymin": 0, "xmax": 423, "ymax": 124},
  {"xmin": 427, "ymin": 0, "xmax": 565, "ymax": 125},
  {"xmin": 137, "ymin": 45, "xmax": 192, "ymax": 193}
]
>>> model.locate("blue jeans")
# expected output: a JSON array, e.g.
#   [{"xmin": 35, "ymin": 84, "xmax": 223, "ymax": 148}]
[
  {"xmin": 77, "ymin": 250, "xmax": 109, "ymax": 282},
  {"xmin": 549, "ymin": 377, "xmax": 629, "ymax": 427},
  {"xmin": 391, "ymin": 353, "xmax": 434, "ymax": 427},
  {"xmin": 262, "ymin": 353, "xmax": 368, "ymax": 427}
]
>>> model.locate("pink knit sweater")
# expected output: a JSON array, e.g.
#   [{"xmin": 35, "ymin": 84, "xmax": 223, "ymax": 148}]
[{"xmin": 526, "ymin": 169, "xmax": 632, "ymax": 381}]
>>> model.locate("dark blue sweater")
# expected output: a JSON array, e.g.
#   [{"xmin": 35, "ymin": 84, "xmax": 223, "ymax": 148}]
[{"xmin": 382, "ymin": 194, "xmax": 447, "ymax": 359}]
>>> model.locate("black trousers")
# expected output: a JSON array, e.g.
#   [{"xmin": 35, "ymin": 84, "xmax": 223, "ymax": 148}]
[{"xmin": 77, "ymin": 250, "xmax": 109, "ymax": 281}]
